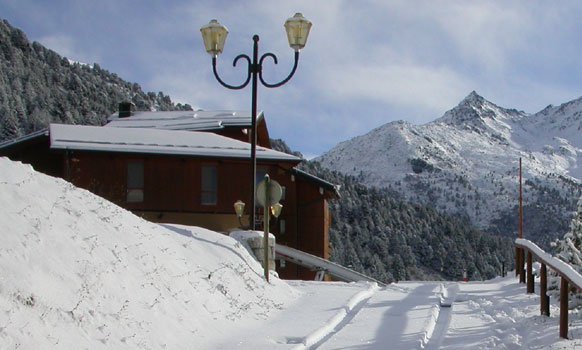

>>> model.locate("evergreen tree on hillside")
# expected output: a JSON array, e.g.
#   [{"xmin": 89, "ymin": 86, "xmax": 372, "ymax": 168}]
[
  {"xmin": 298, "ymin": 159, "xmax": 515, "ymax": 283},
  {"xmin": 554, "ymin": 196, "xmax": 582, "ymax": 269},
  {"xmin": 271, "ymin": 139, "xmax": 515, "ymax": 283},
  {"xmin": 550, "ymin": 195, "xmax": 582, "ymax": 308},
  {"xmin": 0, "ymin": 19, "xmax": 192, "ymax": 142}
]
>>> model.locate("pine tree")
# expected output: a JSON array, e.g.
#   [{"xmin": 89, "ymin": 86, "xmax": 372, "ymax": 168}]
[
  {"xmin": 555, "ymin": 196, "xmax": 582, "ymax": 270},
  {"xmin": 550, "ymin": 195, "xmax": 582, "ymax": 308}
]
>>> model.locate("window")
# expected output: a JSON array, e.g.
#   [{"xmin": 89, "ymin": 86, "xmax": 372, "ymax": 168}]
[
  {"xmin": 127, "ymin": 161, "xmax": 144, "ymax": 203},
  {"xmin": 201, "ymin": 165, "xmax": 217, "ymax": 205}
]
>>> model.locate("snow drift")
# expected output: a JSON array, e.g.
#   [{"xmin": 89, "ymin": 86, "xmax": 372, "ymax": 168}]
[{"xmin": 0, "ymin": 157, "xmax": 297, "ymax": 349}]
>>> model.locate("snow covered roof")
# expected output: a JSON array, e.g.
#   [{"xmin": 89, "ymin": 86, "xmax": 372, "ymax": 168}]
[
  {"xmin": 106, "ymin": 110, "xmax": 262, "ymax": 131},
  {"xmin": 48, "ymin": 124, "xmax": 300, "ymax": 162}
]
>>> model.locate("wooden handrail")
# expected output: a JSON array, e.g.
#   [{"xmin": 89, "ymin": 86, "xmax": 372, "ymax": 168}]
[
  {"xmin": 515, "ymin": 239, "xmax": 582, "ymax": 290},
  {"xmin": 515, "ymin": 238, "xmax": 582, "ymax": 339}
]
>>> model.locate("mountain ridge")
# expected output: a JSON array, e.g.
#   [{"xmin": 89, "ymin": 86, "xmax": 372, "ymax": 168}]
[{"xmin": 318, "ymin": 91, "xmax": 582, "ymax": 247}]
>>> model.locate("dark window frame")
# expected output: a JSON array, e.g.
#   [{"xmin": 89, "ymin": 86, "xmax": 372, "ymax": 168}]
[{"xmin": 201, "ymin": 164, "xmax": 218, "ymax": 206}]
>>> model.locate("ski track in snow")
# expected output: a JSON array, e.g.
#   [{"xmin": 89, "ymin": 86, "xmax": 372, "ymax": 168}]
[
  {"xmin": 425, "ymin": 305, "xmax": 452, "ymax": 350},
  {"xmin": 314, "ymin": 282, "xmax": 443, "ymax": 350},
  {"xmin": 306, "ymin": 284, "xmax": 379, "ymax": 349},
  {"xmin": 425, "ymin": 283, "xmax": 457, "ymax": 350}
]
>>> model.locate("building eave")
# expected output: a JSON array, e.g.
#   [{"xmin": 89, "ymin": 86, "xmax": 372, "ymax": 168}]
[
  {"xmin": 291, "ymin": 168, "xmax": 341, "ymax": 198},
  {"xmin": 0, "ymin": 128, "xmax": 49, "ymax": 151}
]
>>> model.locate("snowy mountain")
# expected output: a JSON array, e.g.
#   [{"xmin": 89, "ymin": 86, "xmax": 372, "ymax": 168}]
[{"xmin": 317, "ymin": 91, "xmax": 582, "ymax": 246}]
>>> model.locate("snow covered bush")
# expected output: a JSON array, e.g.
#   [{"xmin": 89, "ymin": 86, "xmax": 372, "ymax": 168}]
[{"xmin": 550, "ymin": 195, "xmax": 582, "ymax": 308}]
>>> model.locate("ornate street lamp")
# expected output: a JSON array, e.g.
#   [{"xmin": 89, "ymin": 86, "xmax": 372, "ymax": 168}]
[
  {"xmin": 256, "ymin": 174, "xmax": 283, "ymax": 281},
  {"xmin": 201, "ymin": 13, "xmax": 311, "ymax": 230}
]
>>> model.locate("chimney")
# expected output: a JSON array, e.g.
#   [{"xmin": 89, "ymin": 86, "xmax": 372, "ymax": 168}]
[{"xmin": 118, "ymin": 102, "xmax": 135, "ymax": 118}]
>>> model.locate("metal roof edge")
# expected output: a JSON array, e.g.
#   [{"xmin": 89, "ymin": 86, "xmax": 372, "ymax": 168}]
[{"xmin": 0, "ymin": 128, "xmax": 49, "ymax": 149}]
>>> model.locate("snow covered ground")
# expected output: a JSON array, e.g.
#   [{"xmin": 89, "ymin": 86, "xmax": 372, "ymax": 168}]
[{"xmin": 1, "ymin": 156, "xmax": 582, "ymax": 349}]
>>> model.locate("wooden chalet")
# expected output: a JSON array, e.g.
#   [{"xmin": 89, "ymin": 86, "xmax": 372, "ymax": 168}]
[{"xmin": 0, "ymin": 106, "xmax": 339, "ymax": 281}]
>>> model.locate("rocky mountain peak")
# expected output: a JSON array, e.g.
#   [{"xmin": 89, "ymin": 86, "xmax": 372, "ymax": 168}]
[
  {"xmin": 436, "ymin": 91, "xmax": 525, "ymax": 130},
  {"xmin": 459, "ymin": 90, "xmax": 486, "ymax": 108},
  {"xmin": 436, "ymin": 91, "xmax": 493, "ymax": 127}
]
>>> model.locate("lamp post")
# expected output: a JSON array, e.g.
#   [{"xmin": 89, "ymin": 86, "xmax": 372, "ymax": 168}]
[
  {"xmin": 233, "ymin": 191, "xmax": 282, "ymax": 282},
  {"xmin": 256, "ymin": 175, "xmax": 283, "ymax": 282},
  {"xmin": 201, "ymin": 13, "xmax": 311, "ymax": 230}
]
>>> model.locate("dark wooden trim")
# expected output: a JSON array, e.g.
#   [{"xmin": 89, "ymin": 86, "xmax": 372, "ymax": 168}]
[
  {"xmin": 560, "ymin": 278, "xmax": 569, "ymax": 339},
  {"xmin": 527, "ymin": 251, "xmax": 534, "ymax": 293},
  {"xmin": 540, "ymin": 263, "xmax": 549, "ymax": 316}
]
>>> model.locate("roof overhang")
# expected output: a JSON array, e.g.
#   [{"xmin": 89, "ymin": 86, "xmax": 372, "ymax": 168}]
[
  {"xmin": 292, "ymin": 168, "xmax": 341, "ymax": 198},
  {"xmin": 0, "ymin": 128, "xmax": 49, "ymax": 152}
]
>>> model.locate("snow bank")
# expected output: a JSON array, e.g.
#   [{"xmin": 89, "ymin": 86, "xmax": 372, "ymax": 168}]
[{"xmin": 0, "ymin": 157, "xmax": 297, "ymax": 349}]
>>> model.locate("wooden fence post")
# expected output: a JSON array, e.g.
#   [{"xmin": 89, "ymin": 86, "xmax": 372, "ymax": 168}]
[
  {"xmin": 515, "ymin": 239, "xmax": 582, "ymax": 340},
  {"xmin": 540, "ymin": 263, "xmax": 549, "ymax": 316},
  {"xmin": 527, "ymin": 251, "xmax": 534, "ymax": 293},
  {"xmin": 515, "ymin": 246, "xmax": 520, "ymax": 277},
  {"xmin": 560, "ymin": 277, "xmax": 569, "ymax": 339}
]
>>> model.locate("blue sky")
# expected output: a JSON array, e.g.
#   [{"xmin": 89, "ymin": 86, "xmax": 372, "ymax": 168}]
[{"xmin": 2, "ymin": 0, "xmax": 582, "ymax": 158}]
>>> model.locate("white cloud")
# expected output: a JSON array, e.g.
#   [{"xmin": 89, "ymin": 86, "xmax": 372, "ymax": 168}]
[
  {"xmin": 316, "ymin": 61, "xmax": 472, "ymax": 116},
  {"xmin": 6, "ymin": 0, "xmax": 582, "ymax": 156},
  {"xmin": 431, "ymin": 2, "xmax": 532, "ymax": 73}
]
